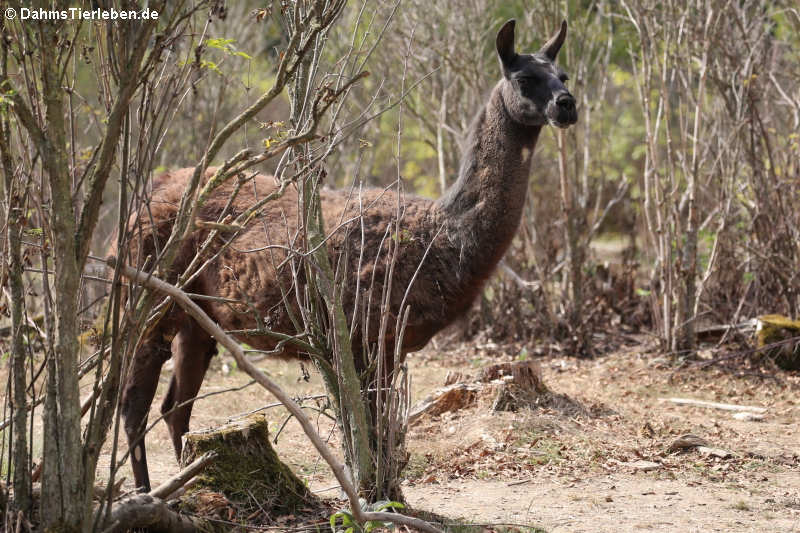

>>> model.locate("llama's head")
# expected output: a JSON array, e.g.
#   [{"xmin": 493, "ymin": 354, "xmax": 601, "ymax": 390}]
[{"xmin": 496, "ymin": 19, "xmax": 577, "ymax": 129}]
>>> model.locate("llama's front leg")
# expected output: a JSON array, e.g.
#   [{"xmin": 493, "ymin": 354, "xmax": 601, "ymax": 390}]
[
  {"xmin": 160, "ymin": 323, "xmax": 217, "ymax": 460},
  {"xmin": 121, "ymin": 336, "xmax": 172, "ymax": 491}
]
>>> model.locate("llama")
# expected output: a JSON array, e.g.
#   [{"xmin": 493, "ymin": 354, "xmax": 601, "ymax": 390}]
[{"xmin": 120, "ymin": 19, "xmax": 577, "ymax": 490}]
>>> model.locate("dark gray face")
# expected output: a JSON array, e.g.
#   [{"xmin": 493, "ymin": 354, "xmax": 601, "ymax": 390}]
[{"xmin": 496, "ymin": 20, "xmax": 578, "ymax": 129}]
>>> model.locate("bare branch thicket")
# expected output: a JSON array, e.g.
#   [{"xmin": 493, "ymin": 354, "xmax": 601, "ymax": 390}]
[
  {"xmin": 624, "ymin": 0, "xmax": 725, "ymax": 355},
  {"xmin": 625, "ymin": 0, "xmax": 800, "ymax": 354},
  {"xmin": 0, "ymin": 3, "xmax": 196, "ymax": 529},
  {"xmin": 280, "ymin": 0, "xmax": 416, "ymax": 503},
  {"xmin": 0, "ymin": 1, "xmax": 358, "ymax": 529},
  {"xmin": 109, "ymin": 0, "xmax": 418, "ymax": 525},
  {"xmin": 707, "ymin": 1, "xmax": 800, "ymax": 323}
]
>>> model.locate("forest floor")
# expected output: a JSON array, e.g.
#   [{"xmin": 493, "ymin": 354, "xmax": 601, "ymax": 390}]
[{"xmin": 95, "ymin": 331, "xmax": 800, "ymax": 532}]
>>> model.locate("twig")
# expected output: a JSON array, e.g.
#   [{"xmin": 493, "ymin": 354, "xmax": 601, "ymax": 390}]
[
  {"xmin": 228, "ymin": 394, "xmax": 329, "ymax": 421},
  {"xmin": 194, "ymin": 220, "xmax": 246, "ymax": 232},
  {"xmin": 498, "ymin": 260, "xmax": 541, "ymax": 289},
  {"xmin": 149, "ymin": 451, "xmax": 217, "ymax": 500},
  {"xmin": 662, "ymin": 397, "xmax": 767, "ymax": 413},
  {"xmin": 312, "ymin": 484, "xmax": 341, "ymax": 493}
]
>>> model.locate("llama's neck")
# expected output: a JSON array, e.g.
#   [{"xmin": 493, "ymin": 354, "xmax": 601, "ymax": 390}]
[{"xmin": 434, "ymin": 83, "xmax": 541, "ymax": 281}]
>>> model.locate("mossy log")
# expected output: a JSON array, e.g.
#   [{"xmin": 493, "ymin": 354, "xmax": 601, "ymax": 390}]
[
  {"xmin": 179, "ymin": 415, "xmax": 316, "ymax": 518},
  {"xmin": 756, "ymin": 314, "xmax": 800, "ymax": 370}
]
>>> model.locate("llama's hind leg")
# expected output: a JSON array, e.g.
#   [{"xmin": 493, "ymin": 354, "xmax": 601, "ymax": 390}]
[
  {"xmin": 121, "ymin": 331, "xmax": 173, "ymax": 491},
  {"xmin": 160, "ymin": 320, "xmax": 217, "ymax": 461}
]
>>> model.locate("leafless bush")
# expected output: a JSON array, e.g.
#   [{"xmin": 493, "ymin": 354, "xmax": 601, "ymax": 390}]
[
  {"xmin": 0, "ymin": 0, "xmax": 385, "ymax": 529},
  {"xmin": 625, "ymin": 0, "xmax": 800, "ymax": 355}
]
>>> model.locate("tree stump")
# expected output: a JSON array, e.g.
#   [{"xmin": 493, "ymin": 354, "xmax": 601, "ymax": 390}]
[
  {"xmin": 179, "ymin": 415, "xmax": 316, "ymax": 518},
  {"xmin": 756, "ymin": 314, "xmax": 800, "ymax": 370},
  {"xmin": 479, "ymin": 360, "xmax": 549, "ymax": 412},
  {"xmin": 409, "ymin": 360, "xmax": 550, "ymax": 420}
]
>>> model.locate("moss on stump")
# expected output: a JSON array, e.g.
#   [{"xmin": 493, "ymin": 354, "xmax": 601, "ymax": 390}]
[
  {"xmin": 179, "ymin": 415, "xmax": 316, "ymax": 517},
  {"xmin": 756, "ymin": 314, "xmax": 800, "ymax": 370}
]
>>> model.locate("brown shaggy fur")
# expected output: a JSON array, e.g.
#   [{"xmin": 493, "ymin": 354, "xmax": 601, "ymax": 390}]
[{"xmin": 121, "ymin": 19, "xmax": 577, "ymax": 490}]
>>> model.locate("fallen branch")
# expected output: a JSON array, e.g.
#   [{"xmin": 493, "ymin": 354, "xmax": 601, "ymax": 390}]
[
  {"xmin": 103, "ymin": 493, "xmax": 218, "ymax": 533},
  {"xmin": 662, "ymin": 397, "xmax": 767, "ymax": 413},
  {"xmin": 731, "ymin": 411, "xmax": 765, "ymax": 422},
  {"xmin": 694, "ymin": 319, "xmax": 756, "ymax": 343},
  {"xmin": 150, "ymin": 451, "xmax": 217, "ymax": 500},
  {"xmin": 32, "ymin": 478, "xmax": 125, "ymax": 501},
  {"xmin": 697, "ymin": 446, "xmax": 733, "ymax": 459},
  {"xmin": 108, "ymin": 256, "xmax": 443, "ymax": 533}
]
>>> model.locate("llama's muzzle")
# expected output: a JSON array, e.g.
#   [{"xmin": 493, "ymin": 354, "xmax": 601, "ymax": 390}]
[{"xmin": 548, "ymin": 91, "xmax": 578, "ymax": 128}]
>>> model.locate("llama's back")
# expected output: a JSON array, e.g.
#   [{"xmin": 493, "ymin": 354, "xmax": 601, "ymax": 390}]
[
  {"xmin": 114, "ymin": 167, "xmax": 215, "ymax": 281},
  {"xmin": 120, "ymin": 166, "xmax": 455, "ymax": 356}
]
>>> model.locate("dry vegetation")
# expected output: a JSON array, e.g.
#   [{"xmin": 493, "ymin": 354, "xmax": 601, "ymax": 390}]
[
  {"xmin": 1, "ymin": 0, "xmax": 800, "ymax": 531},
  {"xmin": 105, "ymin": 338, "xmax": 799, "ymax": 531}
]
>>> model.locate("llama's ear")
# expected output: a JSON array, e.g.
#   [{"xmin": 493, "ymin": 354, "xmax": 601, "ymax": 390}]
[
  {"xmin": 539, "ymin": 20, "xmax": 567, "ymax": 61},
  {"xmin": 496, "ymin": 19, "xmax": 516, "ymax": 72}
]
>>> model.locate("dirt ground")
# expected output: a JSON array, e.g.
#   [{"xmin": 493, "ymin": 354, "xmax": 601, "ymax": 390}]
[{"xmin": 88, "ymin": 332, "xmax": 800, "ymax": 532}]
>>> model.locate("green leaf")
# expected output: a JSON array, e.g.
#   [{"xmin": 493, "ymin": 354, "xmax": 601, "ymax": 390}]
[
  {"xmin": 204, "ymin": 37, "xmax": 252, "ymax": 61},
  {"xmin": 517, "ymin": 347, "xmax": 529, "ymax": 361},
  {"xmin": 206, "ymin": 37, "xmax": 235, "ymax": 50},
  {"xmin": 330, "ymin": 510, "xmax": 355, "ymax": 533},
  {"xmin": 374, "ymin": 501, "xmax": 405, "ymax": 511}
]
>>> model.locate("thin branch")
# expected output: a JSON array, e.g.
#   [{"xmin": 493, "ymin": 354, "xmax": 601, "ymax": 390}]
[{"xmin": 149, "ymin": 451, "xmax": 217, "ymax": 500}]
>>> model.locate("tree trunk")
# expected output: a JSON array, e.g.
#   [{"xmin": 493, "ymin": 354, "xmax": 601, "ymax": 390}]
[
  {"xmin": 558, "ymin": 130, "xmax": 590, "ymax": 357},
  {"xmin": 1, "ymin": 122, "xmax": 31, "ymax": 515},
  {"xmin": 38, "ymin": 21, "xmax": 86, "ymax": 531}
]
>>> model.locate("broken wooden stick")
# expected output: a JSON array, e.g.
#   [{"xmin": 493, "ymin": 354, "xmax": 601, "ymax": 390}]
[
  {"xmin": 662, "ymin": 397, "xmax": 767, "ymax": 413},
  {"xmin": 195, "ymin": 220, "xmax": 246, "ymax": 232},
  {"xmin": 409, "ymin": 383, "xmax": 480, "ymax": 423},
  {"xmin": 732, "ymin": 412, "xmax": 765, "ymax": 422},
  {"xmin": 150, "ymin": 451, "xmax": 217, "ymax": 500}
]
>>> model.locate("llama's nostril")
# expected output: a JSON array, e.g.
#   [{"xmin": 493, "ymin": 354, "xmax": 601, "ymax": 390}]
[{"xmin": 556, "ymin": 94, "xmax": 575, "ymax": 110}]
